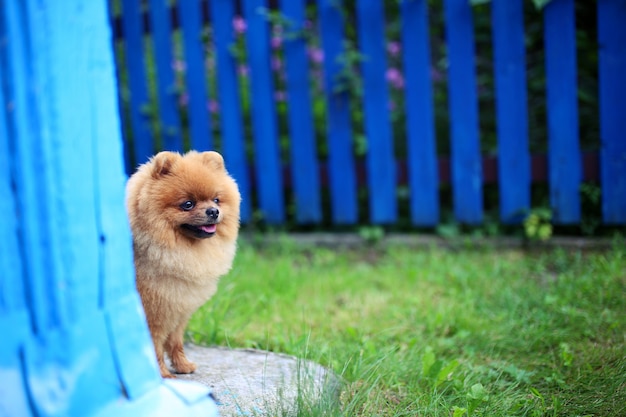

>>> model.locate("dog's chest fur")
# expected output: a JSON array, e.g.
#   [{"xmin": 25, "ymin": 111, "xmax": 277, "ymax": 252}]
[{"xmin": 135, "ymin": 236, "xmax": 236, "ymax": 312}]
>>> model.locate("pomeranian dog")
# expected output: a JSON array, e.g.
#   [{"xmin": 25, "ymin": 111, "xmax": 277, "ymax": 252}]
[{"xmin": 126, "ymin": 150, "xmax": 240, "ymax": 378}]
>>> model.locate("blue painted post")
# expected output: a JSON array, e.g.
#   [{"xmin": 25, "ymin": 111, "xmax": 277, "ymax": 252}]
[
  {"xmin": 318, "ymin": 0, "xmax": 358, "ymax": 224},
  {"xmin": 543, "ymin": 0, "xmax": 581, "ymax": 224},
  {"xmin": 21, "ymin": 15, "xmax": 117, "ymax": 416},
  {"xmin": 491, "ymin": 0, "xmax": 530, "ymax": 223},
  {"xmin": 443, "ymin": 0, "xmax": 483, "ymax": 224},
  {"xmin": 0, "ymin": 24, "xmax": 31, "ymax": 415},
  {"xmin": 210, "ymin": 0, "xmax": 252, "ymax": 223},
  {"xmin": 356, "ymin": 0, "xmax": 397, "ymax": 224},
  {"xmin": 280, "ymin": 0, "xmax": 322, "ymax": 224},
  {"xmin": 598, "ymin": 0, "xmax": 626, "ymax": 224},
  {"xmin": 148, "ymin": 0, "xmax": 183, "ymax": 152},
  {"xmin": 178, "ymin": 0, "xmax": 213, "ymax": 151},
  {"xmin": 243, "ymin": 0, "xmax": 285, "ymax": 223},
  {"xmin": 4, "ymin": 0, "xmax": 68, "ymax": 342},
  {"xmin": 0, "ymin": 1, "xmax": 218, "ymax": 415},
  {"xmin": 401, "ymin": 0, "xmax": 439, "ymax": 226},
  {"xmin": 121, "ymin": 0, "xmax": 154, "ymax": 166}
]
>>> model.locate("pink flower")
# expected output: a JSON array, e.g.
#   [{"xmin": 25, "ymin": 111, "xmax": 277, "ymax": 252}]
[
  {"xmin": 387, "ymin": 41, "xmax": 401, "ymax": 57},
  {"xmin": 271, "ymin": 56, "xmax": 282, "ymax": 71},
  {"xmin": 271, "ymin": 36, "xmax": 282, "ymax": 49},
  {"xmin": 308, "ymin": 47, "xmax": 324, "ymax": 64},
  {"xmin": 386, "ymin": 67, "xmax": 404, "ymax": 89},
  {"xmin": 238, "ymin": 65, "xmax": 249, "ymax": 77},
  {"xmin": 430, "ymin": 67, "xmax": 443, "ymax": 82},
  {"xmin": 233, "ymin": 16, "xmax": 247, "ymax": 34},
  {"xmin": 274, "ymin": 91, "xmax": 286, "ymax": 102},
  {"xmin": 172, "ymin": 59, "xmax": 186, "ymax": 73},
  {"xmin": 178, "ymin": 92, "xmax": 189, "ymax": 107},
  {"xmin": 208, "ymin": 99, "xmax": 220, "ymax": 114}
]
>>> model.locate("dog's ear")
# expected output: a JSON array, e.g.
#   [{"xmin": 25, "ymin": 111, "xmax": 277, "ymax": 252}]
[
  {"xmin": 150, "ymin": 151, "xmax": 180, "ymax": 178},
  {"xmin": 200, "ymin": 151, "xmax": 225, "ymax": 171}
]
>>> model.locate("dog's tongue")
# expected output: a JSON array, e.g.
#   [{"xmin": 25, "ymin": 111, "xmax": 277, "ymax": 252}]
[{"xmin": 200, "ymin": 224, "xmax": 217, "ymax": 234}]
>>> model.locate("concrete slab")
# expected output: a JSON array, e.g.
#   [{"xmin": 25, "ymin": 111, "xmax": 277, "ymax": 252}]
[{"xmin": 176, "ymin": 345, "xmax": 340, "ymax": 417}]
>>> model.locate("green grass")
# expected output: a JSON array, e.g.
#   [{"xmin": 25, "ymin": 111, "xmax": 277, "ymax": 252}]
[{"xmin": 188, "ymin": 236, "xmax": 626, "ymax": 416}]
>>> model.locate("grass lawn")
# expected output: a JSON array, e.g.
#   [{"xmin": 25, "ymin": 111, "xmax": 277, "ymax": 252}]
[{"xmin": 188, "ymin": 236, "xmax": 626, "ymax": 416}]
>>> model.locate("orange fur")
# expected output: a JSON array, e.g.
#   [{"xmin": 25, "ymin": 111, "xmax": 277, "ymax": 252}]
[{"xmin": 126, "ymin": 150, "xmax": 241, "ymax": 378}]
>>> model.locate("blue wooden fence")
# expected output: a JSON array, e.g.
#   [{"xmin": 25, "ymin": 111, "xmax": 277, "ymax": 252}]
[
  {"xmin": 1, "ymin": 1, "xmax": 218, "ymax": 415},
  {"xmin": 112, "ymin": 0, "xmax": 626, "ymax": 227}
]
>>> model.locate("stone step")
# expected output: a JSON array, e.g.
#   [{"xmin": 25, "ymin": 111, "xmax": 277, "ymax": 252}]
[{"xmin": 177, "ymin": 345, "xmax": 340, "ymax": 416}]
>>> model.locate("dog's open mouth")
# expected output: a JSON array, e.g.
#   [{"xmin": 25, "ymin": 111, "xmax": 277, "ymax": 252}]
[{"xmin": 182, "ymin": 223, "xmax": 217, "ymax": 238}]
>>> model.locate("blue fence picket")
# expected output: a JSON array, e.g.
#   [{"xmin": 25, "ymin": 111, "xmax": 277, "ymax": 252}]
[
  {"xmin": 318, "ymin": 0, "xmax": 358, "ymax": 224},
  {"xmin": 491, "ymin": 0, "xmax": 530, "ymax": 224},
  {"xmin": 401, "ymin": 0, "xmax": 439, "ymax": 226},
  {"xmin": 210, "ymin": 0, "xmax": 252, "ymax": 223},
  {"xmin": 148, "ymin": 0, "xmax": 183, "ymax": 152},
  {"xmin": 598, "ymin": 0, "xmax": 626, "ymax": 224},
  {"xmin": 443, "ymin": 0, "xmax": 483, "ymax": 224},
  {"xmin": 543, "ymin": 0, "xmax": 581, "ymax": 224},
  {"xmin": 178, "ymin": 0, "xmax": 213, "ymax": 151},
  {"xmin": 279, "ymin": 0, "xmax": 322, "ymax": 224},
  {"xmin": 243, "ymin": 0, "xmax": 285, "ymax": 223},
  {"xmin": 356, "ymin": 0, "xmax": 397, "ymax": 224},
  {"xmin": 121, "ymin": 0, "xmax": 153, "ymax": 166}
]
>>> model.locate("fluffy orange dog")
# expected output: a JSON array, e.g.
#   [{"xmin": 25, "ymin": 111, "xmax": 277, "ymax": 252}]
[{"xmin": 126, "ymin": 150, "xmax": 240, "ymax": 378}]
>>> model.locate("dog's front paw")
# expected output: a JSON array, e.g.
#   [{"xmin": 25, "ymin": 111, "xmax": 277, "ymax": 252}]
[{"xmin": 172, "ymin": 357, "xmax": 197, "ymax": 374}]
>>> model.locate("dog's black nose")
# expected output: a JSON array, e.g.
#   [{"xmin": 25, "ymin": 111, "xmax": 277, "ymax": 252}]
[{"xmin": 206, "ymin": 207, "xmax": 219, "ymax": 220}]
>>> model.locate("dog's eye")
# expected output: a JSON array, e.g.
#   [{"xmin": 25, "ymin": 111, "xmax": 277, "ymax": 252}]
[
  {"xmin": 213, "ymin": 198, "xmax": 220, "ymax": 204},
  {"xmin": 180, "ymin": 200, "xmax": 195, "ymax": 211}
]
